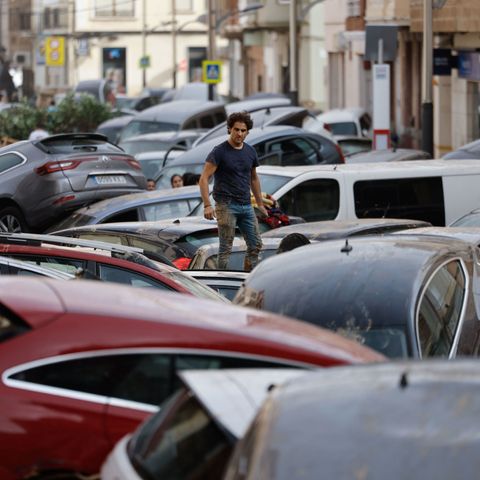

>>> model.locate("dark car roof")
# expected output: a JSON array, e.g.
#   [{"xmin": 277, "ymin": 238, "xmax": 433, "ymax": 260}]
[
  {"xmin": 135, "ymin": 100, "xmax": 225, "ymax": 123},
  {"xmin": 53, "ymin": 216, "xmax": 220, "ymax": 243},
  {"xmin": 0, "ymin": 277, "xmax": 383, "ymax": 365},
  {"xmin": 262, "ymin": 218, "xmax": 432, "ymax": 240},
  {"xmin": 237, "ymin": 234, "xmax": 474, "ymax": 332},
  {"xmin": 347, "ymin": 148, "xmax": 432, "ymax": 163},
  {"xmin": 194, "ymin": 106, "xmax": 313, "ymax": 146},
  {"xmin": 236, "ymin": 359, "xmax": 480, "ymax": 480},
  {"xmin": 56, "ymin": 185, "xmax": 201, "ymax": 217},
  {"xmin": 96, "ymin": 114, "xmax": 135, "ymax": 130}
]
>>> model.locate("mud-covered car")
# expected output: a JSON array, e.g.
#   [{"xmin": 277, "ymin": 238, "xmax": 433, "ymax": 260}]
[{"xmin": 234, "ymin": 234, "xmax": 480, "ymax": 358}]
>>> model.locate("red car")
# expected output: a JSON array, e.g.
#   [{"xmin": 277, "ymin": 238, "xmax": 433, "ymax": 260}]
[
  {"xmin": 0, "ymin": 278, "xmax": 383, "ymax": 479},
  {"xmin": 0, "ymin": 233, "xmax": 226, "ymax": 301}
]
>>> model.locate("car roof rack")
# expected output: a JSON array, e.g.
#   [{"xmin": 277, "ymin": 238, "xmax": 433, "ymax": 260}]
[{"xmin": 0, "ymin": 232, "xmax": 144, "ymax": 255}]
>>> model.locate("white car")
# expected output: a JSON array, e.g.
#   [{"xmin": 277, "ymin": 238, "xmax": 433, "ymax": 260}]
[{"xmin": 316, "ymin": 107, "xmax": 372, "ymax": 138}]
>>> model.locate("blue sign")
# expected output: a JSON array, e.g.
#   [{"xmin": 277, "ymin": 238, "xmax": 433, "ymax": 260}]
[{"xmin": 458, "ymin": 51, "xmax": 480, "ymax": 81}]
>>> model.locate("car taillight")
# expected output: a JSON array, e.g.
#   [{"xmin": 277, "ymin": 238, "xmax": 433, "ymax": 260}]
[
  {"xmin": 126, "ymin": 158, "xmax": 142, "ymax": 170},
  {"xmin": 35, "ymin": 160, "xmax": 81, "ymax": 175},
  {"xmin": 324, "ymin": 122, "xmax": 332, "ymax": 132},
  {"xmin": 173, "ymin": 257, "xmax": 192, "ymax": 270},
  {"xmin": 335, "ymin": 144, "xmax": 346, "ymax": 163}
]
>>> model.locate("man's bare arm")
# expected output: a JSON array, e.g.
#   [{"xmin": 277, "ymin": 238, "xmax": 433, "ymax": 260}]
[
  {"xmin": 251, "ymin": 168, "xmax": 268, "ymax": 217},
  {"xmin": 199, "ymin": 162, "xmax": 217, "ymax": 219}
]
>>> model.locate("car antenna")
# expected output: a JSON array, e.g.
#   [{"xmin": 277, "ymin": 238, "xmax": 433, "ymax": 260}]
[
  {"xmin": 399, "ymin": 371, "xmax": 408, "ymax": 389},
  {"xmin": 340, "ymin": 239, "xmax": 352, "ymax": 254},
  {"xmin": 259, "ymin": 107, "xmax": 271, "ymax": 129}
]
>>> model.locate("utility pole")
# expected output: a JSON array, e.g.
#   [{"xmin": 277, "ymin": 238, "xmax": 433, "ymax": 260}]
[
  {"xmin": 207, "ymin": 0, "xmax": 216, "ymax": 101},
  {"xmin": 421, "ymin": 0, "xmax": 433, "ymax": 157},
  {"xmin": 288, "ymin": 0, "xmax": 298, "ymax": 105},
  {"xmin": 142, "ymin": 0, "xmax": 147, "ymax": 88},
  {"xmin": 172, "ymin": 0, "xmax": 177, "ymax": 89}
]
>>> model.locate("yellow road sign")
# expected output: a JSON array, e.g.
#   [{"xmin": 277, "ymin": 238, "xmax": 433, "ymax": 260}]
[{"xmin": 45, "ymin": 36, "xmax": 65, "ymax": 67}]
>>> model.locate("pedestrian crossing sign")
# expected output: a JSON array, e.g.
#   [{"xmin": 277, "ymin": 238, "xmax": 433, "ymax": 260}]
[{"xmin": 202, "ymin": 60, "xmax": 222, "ymax": 84}]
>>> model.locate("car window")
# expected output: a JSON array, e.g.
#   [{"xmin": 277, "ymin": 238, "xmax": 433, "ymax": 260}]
[
  {"xmin": 131, "ymin": 391, "xmax": 233, "ymax": 479},
  {"xmin": 11, "ymin": 255, "xmax": 84, "ymax": 275},
  {"xmin": 202, "ymin": 248, "xmax": 277, "ymax": 271},
  {"xmin": 278, "ymin": 179, "xmax": 340, "ymax": 222},
  {"xmin": 417, "ymin": 259, "xmax": 466, "ymax": 358},
  {"xmin": 450, "ymin": 212, "xmax": 480, "ymax": 227},
  {"xmin": 74, "ymin": 233, "xmax": 124, "ymax": 245},
  {"xmin": 263, "ymin": 138, "xmax": 319, "ymax": 166},
  {"xmin": 354, "ymin": 177, "xmax": 445, "ymax": 225},
  {"xmin": 97, "ymin": 264, "xmax": 175, "ymax": 289},
  {"xmin": 103, "ymin": 209, "xmax": 139, "ymax": 223},
  {"xmin": 0, "ymin": 152, "xmax": 25, "ymax": 173},
  {"xmin": 8, "ymin": 353, "xmax": 298, "ymax": 407},
  {"xmin": 257, "ymin": 173, "xmax": 291, "ymax": 195},
  {"xmin": 142, "ymin": 200, "xmax": 195, "ymax": 221},
  {"xmin": 0, "ymin": 304, "xmax": 30, "ymax": 342},
  {"xmin": 329, "ymin": 122, "xmax": 358, "ymax": 136},
  {"xmin": 199, "ymin": 115, "xmax": 215, "ymax": 129}
]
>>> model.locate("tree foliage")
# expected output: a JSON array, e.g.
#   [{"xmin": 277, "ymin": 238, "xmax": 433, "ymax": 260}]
[{"xmin": 0, "ymin": 94, "xmax": 113, "ymax": 141}]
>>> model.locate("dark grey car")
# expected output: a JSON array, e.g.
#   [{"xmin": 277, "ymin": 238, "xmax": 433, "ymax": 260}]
[
  {"xmin": 0, "ymin": 133, "xmax": 146, "ymax": 233},
  {"xmin": 155, "ymin": 125, "xmax": 345, "ymax": 190},
  {"xmin": 118, "ymin": 100, "xmax": 227, "ymax": 143},
  {"xmin": 225, "ymin": 360, "xmax": 480, "ymax": 480}
]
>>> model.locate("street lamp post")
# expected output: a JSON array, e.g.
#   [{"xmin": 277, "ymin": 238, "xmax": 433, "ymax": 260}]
[
  {"xmin": 421, "ymin": 0, "xmax": 433, "ymax": 157},
  {"xmin": 171, "ymin": 0, "xmax": 177, "ymax": 89},
  {"xmin": 207, "ymin": 0, "xmax": 216, "ymax": 101},
  {"xmin": 289, "ymin": 0, "xmax": 298, "ymax": 105}
]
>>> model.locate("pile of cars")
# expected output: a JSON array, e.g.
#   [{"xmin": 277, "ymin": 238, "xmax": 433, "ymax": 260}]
[{"xmin": 2, "ymin": 94, "xmax": 480, "ymax": 479}]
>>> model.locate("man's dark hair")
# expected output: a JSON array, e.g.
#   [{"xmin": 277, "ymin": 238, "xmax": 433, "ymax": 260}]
[
  {"xmin": 227, "ymin": 111, "xmax": 253, "ymax": 132},
  {"xmin": 276, "ymin": 233, "xmax": 311, "ymax": 254}
]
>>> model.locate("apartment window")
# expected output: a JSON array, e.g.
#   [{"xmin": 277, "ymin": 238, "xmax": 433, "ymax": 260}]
[
  {"xmin": 347, "ymin": 0, "xmax": 361, "ymax": 16},
  {"xmin": 43, "ymin": 7, "xmax": 67, "ymax": 29},
  {"xmin": 19, "ymin": 12, "xmax": 31, "ymax": 31},
  {"xmin": 94, "ymin": 0, "xmax": 134, "ymax": 17}
]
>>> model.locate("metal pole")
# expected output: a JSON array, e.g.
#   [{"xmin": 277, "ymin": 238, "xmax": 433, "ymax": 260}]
[
  {"xmin": 288, "ymin": 0, "xmax": 298, "ymax": 105},
  {"xmin": 207, "ymin": 0, "xmax": 216, "ymax": 101},
  {"xmin": 172, "ymin": 0, "xmax": 177, "ymax": 89},
  {"xmin": 142, "ymin": 0, "xmax": 146, "ymax": 88},
  {"xmin": 421, "ymin": 0, "xmax": 433, "ymax": 156}
]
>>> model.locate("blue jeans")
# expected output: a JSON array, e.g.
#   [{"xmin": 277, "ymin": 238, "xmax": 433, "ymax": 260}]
[{"xmin": 215, "ymin": 202, "xmax": 262, "ymax": 271}]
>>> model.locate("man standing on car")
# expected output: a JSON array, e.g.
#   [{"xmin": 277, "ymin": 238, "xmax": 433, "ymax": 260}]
[{"xmin": 199, "ymin": 111, "xmax": 268, "ymax": 272}]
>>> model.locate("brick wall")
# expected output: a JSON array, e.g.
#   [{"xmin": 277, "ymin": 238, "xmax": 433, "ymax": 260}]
[{"xmin": 411, "ymin": 0, "xmax": 480, "ymax": 33}]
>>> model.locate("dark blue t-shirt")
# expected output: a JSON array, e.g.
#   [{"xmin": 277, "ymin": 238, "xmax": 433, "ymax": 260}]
[{"xmin": 206, "ymin": 140, "xmax": 259, "ymax": 205}]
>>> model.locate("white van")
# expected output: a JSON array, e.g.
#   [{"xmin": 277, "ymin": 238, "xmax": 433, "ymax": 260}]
[{"xmin": 258, "ymin": 160, "xmax": 480, "ymax": 226}]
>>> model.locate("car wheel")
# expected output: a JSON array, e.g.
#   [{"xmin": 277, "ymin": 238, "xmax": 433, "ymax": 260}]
[{"xmin": 0, "ymin": 206, "xmax": 27, "ymax": 233}]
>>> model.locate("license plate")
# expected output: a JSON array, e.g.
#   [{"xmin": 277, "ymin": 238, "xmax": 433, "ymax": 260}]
[{"xmin": 94, "ymin": 175, "xmax": 127, "ymax": 185}]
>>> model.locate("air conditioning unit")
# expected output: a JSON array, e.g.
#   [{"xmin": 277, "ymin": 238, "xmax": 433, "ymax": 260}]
[{"xmin": 14, "ymin": 51, "xmax": 32, "ymax": 68}]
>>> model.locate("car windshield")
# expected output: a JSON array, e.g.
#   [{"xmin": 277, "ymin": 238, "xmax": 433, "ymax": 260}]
[
  {"xmin": 197, "ymin": 248, "xmax": 277, "ymax": 271},
  {"xmin": 121, "ymin": 120, "xmax": 179, "ymax": 141},
  {"xmin": 257, "ymin": 173, "xmax": 291, "ymax": 195},
  {"xmin": 163, "ymin": 270, "xmax": 230, "ymax": 302},
  {"xmin": 129, "ymin": 389, "xmax": 234, "ymax": 479},
  {"xmin": 329, "ymin": 122, "xmax": 358, "ymax": 136},
  {"xmin": 450, "ymin": 212, "xmax": 480, "ymax": 227},
  {"xmin": 337, "ymin": 327, "xmax": 409, "ymax": 358},
  {"xmin": 48, "ymin": 212, "xmax": 96, "ymax": 232}
]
